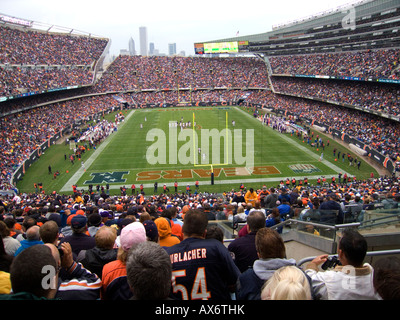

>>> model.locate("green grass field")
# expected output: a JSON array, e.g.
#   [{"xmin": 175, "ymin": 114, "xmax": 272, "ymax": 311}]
[{"xmin": 16, "ymin": 106, "xmax": 378, "ymax": 195}]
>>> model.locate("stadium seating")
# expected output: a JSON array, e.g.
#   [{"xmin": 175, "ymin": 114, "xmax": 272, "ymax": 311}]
[
  {"xmin": 269, "ymin": 49, "xmax": 400, "ymax": 80},
  {"xmin": 0, "ymin": 25, "xmax": 108, "ymax": 99}
]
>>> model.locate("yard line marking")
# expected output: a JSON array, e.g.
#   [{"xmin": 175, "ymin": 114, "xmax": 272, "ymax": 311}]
[
  {"xmin": 235, "ymin": 107, "xmax": 350, "ymax": 176},
  {"xmin": 60, "ymin": 110, "xmax": 135, "ymax": 192}
]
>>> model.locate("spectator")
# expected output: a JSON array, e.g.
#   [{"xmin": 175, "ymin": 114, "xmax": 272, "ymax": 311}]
[
  {"xmin": 87, "ymin": 213, "xmax": 102, "ymax": 237},
  {"xmin": 261, "ymin": 265, "xmax": 312, "ymax": 300},
  {"xmin": 382, "ymin": 193, "xmax": 398, "ymax": 209},
  {"xmin": 39, "ymin": 221, "xmax": 60, "ymax": 245},
  {"xmin": 372, "ymin": 256, "xmax": 400, "ymax": 300},
  {"xmin": 205, "ymin": 225, "xmax": 224, "ymax": 243},
  {"xmin": 77, "ymin": 226, "xmax": 118, "ymax": 279},
  {"xmin": 319, "ymin": 193, "xmax": 345, "ymax": 224},
  {"xmin": 233, "ymin": 205, "xmax": 247, "ymax": 224},
  {"xmin": 169, "ymin": 206, "xmax": 184, "ymax": 226},
  {"xmin": 101, "ymin": 221, "xmax": 146, "ymax": 300},
  {"xmin": 15, "ymin": 217, "xmax": 37, "ymax": 242},
  {"xmin": 165, "ymin": 209, "xmax": 240, "ymax": 300},
  {"xmin": 244, "ymin": 188, "xmax": 258, "ymax": 205},
  {"xmin": 0, "ymin": 221, "xmax": 20, "ymax": 256},
  {"xmin": 228, "ymin": 210, "xmax": 266, "ymax": 273},
  {"xmin": 277, "ymin": 198, "xmax": 293, "ymax": 220},
  {"xmin": 1, "ymin": 244, "xmax": 58, "ymax": 300},
  {"xmin": 46, "ymin": 242, "xmax": 102, "ymax": 300},
  {"xmin": 160, "ymin": 208, "xmax": 183, "ymax": 241},
  {"xmin": 203, "ymin": 203, "xmax": 216, "ymax": 221},
  {"xmin": 236, "ymin": 228, "xmax": 305, "ymax": 300},
  {"xmin": 142, "ymin": 220, "xmax": 159, "ymax": 243},
  {"xmin": 59, "ymin": 215, "xmax": 95, "ymax": 256},
  {"xmin": 264, "ymin": 187, "xmax": 278, "ymax": 209},
  {"xmin": 154, "ymin": 217, "xmax": 180, "ymax": 247},
  {"xmin": 14, "ymin": 226, "xmax": 43, "ymax": 256},
  {"xmin": 126, "ymin": 241, "xmax": 172, "ymax": 300},
  {"xmin": 265, "ymin": 207, "xmax": 283, "ymax": 230},
  {"xmin": 305, "ymin": 228, "xmax": 381, "ymax": 300},
  {"xmin": 232, "ymin": 191, "xmax": 245, "ymax": 205}
]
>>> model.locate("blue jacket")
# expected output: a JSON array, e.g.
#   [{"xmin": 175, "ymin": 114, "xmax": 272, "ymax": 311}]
[{"xmin": 14, "ymin": 240, "xmax": 44, "ymax": 256}]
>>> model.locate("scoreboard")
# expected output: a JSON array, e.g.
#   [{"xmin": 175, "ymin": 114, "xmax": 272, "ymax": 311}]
[
  {"xmin": 204, "ymin": 41, "xmax": 238, "ymax": 53},
  {"xmin": 194, "ymin": 41, "xmax": 249, "ymax": 55}
]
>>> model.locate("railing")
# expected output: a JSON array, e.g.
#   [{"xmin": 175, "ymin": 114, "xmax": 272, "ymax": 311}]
[
  {"xmin": 296, "ymin": 249, "xmax": 400, "ymax": 267},
  {"xmin": 359, "ymin": 209, "xmax": 400, "ymax": 229}
]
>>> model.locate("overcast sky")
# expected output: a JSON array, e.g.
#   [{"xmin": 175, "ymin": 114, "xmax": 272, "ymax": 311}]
[{"xmin": 2, "ymin": 0, "xmax": 356, "ymax": 56}]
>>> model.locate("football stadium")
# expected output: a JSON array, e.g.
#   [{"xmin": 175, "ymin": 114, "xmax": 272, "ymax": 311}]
[{"xmin": 0, "ymin": 0, "xmax": 400, "ymax": 303}]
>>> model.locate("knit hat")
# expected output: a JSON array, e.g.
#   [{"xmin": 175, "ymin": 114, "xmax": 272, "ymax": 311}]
[
  {"xmin": 120, "ymin": 222, "xmax": 146, "ymax": 251},
  {"xmin": 142, "ymin": 220, "xmax": 158, "ymax": 242},
  {"xmin": 154, "ymin": 217, "xmax": 171, "ymax": 239}
]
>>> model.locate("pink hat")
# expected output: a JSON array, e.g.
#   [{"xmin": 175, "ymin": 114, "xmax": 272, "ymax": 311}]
[{"xmin": 120, "ymin": 222, "xmax": 146, "ymax": 251}]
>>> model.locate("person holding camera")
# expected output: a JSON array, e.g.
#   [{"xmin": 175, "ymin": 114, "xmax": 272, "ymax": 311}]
[{"xmin": 305, "ymin": 228, "xmax": 381, "ymax": 300}]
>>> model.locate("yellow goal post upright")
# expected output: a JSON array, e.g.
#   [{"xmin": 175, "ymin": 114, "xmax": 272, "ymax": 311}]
[{"xmin": 192, "ymin": 110, "xmax": 229, "ymax": 185}]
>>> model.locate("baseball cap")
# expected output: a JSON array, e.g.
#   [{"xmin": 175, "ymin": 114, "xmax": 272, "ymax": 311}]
[
  {"xmin": 120, "ymin": 222, "xmax": 146, "ymax": 251},
  {"xmin": 71, "ymin": 215, "xmax": 87, "ymax": 229}
]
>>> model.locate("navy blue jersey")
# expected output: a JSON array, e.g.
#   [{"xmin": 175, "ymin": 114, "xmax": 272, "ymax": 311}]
[{"xmin": 165, "ymin": 237, "xmax": 240, "ymax": 300}]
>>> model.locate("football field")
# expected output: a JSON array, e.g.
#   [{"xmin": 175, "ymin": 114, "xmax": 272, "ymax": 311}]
[{"xmin": 16, "ymin": 106, "xmax": 377, "ymax": 195}]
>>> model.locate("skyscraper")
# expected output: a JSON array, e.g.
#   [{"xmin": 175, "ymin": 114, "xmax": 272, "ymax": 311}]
[
  {"xmin": 168, "ymin": 43, "xmax": 177, "ymax": 56},
  {"xmin": 128, "ymin": 37, "xmax": 136, "ymax": 56},
  {"xmin": 149, "ymin": 42, "xmax": 155, "ymax": 56},
  {"xmin": 139, "ymin": 26, "xmax": 148, "ymax": 56}
]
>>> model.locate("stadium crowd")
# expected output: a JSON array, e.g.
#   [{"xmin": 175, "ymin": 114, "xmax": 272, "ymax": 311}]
[
  {"xmin": 245, "ymin": 90, "xmax": 400, "ymax": 162},
  {"xmin": 0, "ymin": 25, "xmax": 108, "ymax": 98},
  {"xmin": 0, "ymin": 66, "xmax": 93, "ymax": 97},
  {"xmin": 92, "ymin": 55, "xmax": 269, "ymax": 93},
  {"xmin": 0, "ymin": 95, "xmax": 122, "ymax": 191},
  {"xmin": 0, "ymin": 173, "xmax": 399, "ymax": 300},
  {"xmin": 271, "ymin": 76, "xmax": 400, "ymax": 117},
  {"xmin": 0, "ymin": 25, "xmax": 107, "ymax": 66},
  {"xmin": 269, "ymin": 48, "xmax": 400, "ymax": 80}
]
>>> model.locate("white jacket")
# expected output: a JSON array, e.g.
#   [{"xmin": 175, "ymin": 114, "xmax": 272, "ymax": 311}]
[{"xmin": 305, "ymin": 263, "xmax": 381, "ymax": 300}]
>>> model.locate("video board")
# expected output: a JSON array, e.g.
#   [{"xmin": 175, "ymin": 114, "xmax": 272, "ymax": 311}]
[{"xmin": 194, "ymin": 40, "xmax": 249, "ymax": 54}]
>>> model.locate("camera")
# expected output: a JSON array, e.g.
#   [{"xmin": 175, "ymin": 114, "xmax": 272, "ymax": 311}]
[{"xmin": 321, "ymin": 255, "xmax": 341, "ymax": 270}]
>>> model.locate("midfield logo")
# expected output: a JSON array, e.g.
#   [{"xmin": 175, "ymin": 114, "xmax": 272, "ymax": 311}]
[{"xmin": 84, "ymin": 171, "xmax": 129, "ymax": 184}]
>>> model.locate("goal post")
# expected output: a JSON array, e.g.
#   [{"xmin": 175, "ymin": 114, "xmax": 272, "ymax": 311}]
[{"xmin": 192, "ymin": 111, "xmax": 229, "ymax": 185}]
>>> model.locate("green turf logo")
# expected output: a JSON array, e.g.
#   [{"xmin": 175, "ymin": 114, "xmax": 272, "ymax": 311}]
[
  {"xmin": 84, "ymin": 171, "xmax": 129, "ymax": 184},
  {"xmin": 289, "ymin": 164, "xmax": 321, "ymax": 174}
]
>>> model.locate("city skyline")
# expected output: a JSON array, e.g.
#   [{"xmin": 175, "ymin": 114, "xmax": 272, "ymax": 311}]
[{"xmin": 120, "ymin": 30, "xmax": 184, "ymax": 58}]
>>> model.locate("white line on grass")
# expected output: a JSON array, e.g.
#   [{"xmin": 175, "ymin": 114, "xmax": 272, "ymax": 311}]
[
  {"xmin": 235, "ymin": 107, "xmax": 351, "ymax": 176},
  {"xmin": 60, "ymin": 110, "xmax": 135, "ymax": 192}
]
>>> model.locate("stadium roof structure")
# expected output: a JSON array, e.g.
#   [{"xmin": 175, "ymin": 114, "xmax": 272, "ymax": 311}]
[
  {"xmin": 0, "ymin": 12, "xmax": 108, "ymax": 40},
  {"xmin": 202, "ymin": 0, "xmax": 400, "ymax": 56}
]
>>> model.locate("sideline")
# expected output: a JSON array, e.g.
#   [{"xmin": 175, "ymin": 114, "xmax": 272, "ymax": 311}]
[
  {"xmin": 71, "ymin": 173, "xmax": 341, "ymax": 191},
  {"xmin": 60, "ymin": 110, "xmax": 135, "ymax": 192},
  {"xmin": 235, "ymin": 107, "xmax": 351, "ymax": 175}
]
